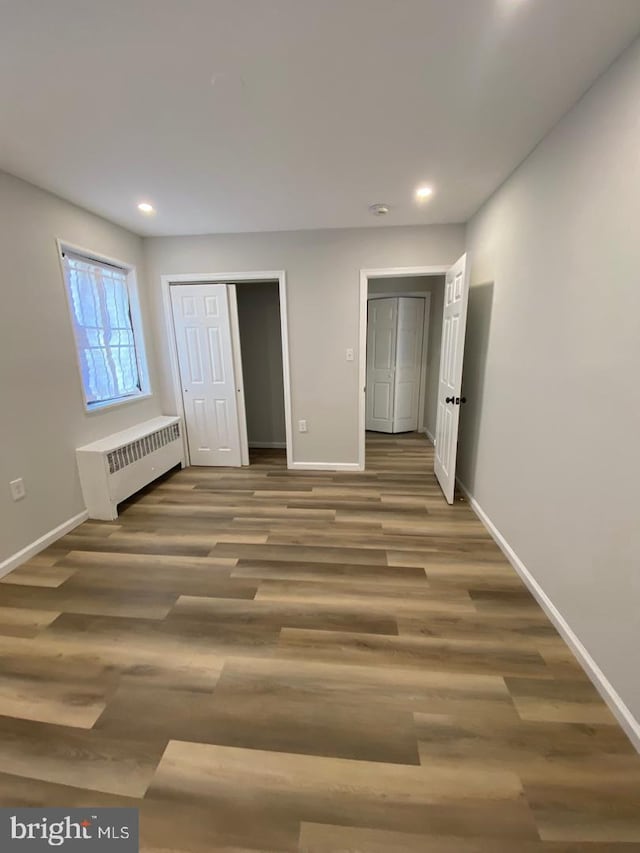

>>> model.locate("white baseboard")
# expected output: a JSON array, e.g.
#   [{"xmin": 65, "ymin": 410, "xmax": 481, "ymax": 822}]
[
  {"xmin": 249, "ymin": 442, "xmax": 286, "ymax": 449},
  {"xmin": 0, "ymin": 510, "xmax": 89, "ymax": 580},
  {"xmin": 288, "ymin": 461, "xmax": 362, "ymax": 472},
  {"xmin": 456, "ymin": 478, "xmax": 640, "ymax": 753},
  {"xmin": 419, "ymin": 426, "xmax": 435, "ymax": 444}
]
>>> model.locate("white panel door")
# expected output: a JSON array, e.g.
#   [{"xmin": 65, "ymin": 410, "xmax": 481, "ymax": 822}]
[
  {"xmin": 434, "ymin": 254, "xmax": 470, "ymax": 503},
  {"xmin": 365, "ymin": 298, "xmax": 397, "ymax": 433},
  {"xmin": 170, "ymin": 283, "xmax": 242, "ymax": 467},
  {"xmin": 393, "ymin": 297, "xmax": 425, "ymax": 432}
]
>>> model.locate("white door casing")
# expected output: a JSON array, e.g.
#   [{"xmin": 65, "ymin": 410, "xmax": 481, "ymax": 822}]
[
  {"xmin": 170, "ymin": 283, "xmax": 242, "ymax": 467},
  {"xmin": 365, "ymin": 298, "xmax": 397, "ymax": 433},
  {"xmin": 393, "ymin": 297, "xmax": 425, "ymax": 432},
  {"xmin": 434, "ymin": 253, "xmax": 470, "ymax": 503}
]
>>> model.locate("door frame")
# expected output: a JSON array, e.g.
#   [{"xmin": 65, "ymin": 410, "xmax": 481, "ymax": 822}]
[
  {"xmin": 358, "ymin": 265, "xmax": 449, "ymax": 470},
  {"xmin": 161, "ymin": 270, "xmax": 293, "ymax": 467}
]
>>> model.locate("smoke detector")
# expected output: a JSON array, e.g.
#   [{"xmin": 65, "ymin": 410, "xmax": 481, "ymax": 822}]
[{"xmin": 369, "ymin": 203, "xmax": 390, "ymax": 216}]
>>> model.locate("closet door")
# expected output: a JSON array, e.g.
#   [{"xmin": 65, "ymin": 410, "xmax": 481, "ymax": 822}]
[
  {"xmin": 365, "ymin": 298, "xmax": 397, "ymax": 433},
  {"xmin": 171, "ymin": 283, "xmax": 242, "ymax": 466},
  {"xmin": 393, "ymin": 297, "xmax": 425, "ymax": 432}
]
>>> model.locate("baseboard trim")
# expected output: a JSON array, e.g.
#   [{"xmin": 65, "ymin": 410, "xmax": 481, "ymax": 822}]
[
  {"xmin": 249, "ymin": 442, "xmax": 286, "ymax": 449},
  {"xmin": 456, "ymin": 478, "xmax": 640, "ymax": 753},
  {"xmin": 418, "ymin": 426, "xmax": 435, "ymax": 444},
  {"xmin": 289, "ymin": 461, "xmax": 362, "ymax": 472},
  {"xmin": 0, "ymin": 511, "xmax": 89, "ymax": 580}
]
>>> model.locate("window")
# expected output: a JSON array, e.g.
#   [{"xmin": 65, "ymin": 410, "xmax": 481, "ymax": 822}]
[{"xmin": 61, "ymin": 248, "xmax": 149, "ymax": 410}]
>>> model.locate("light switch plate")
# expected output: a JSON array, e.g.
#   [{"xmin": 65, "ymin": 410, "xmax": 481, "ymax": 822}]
[
  {"xmin": 298, "ymin": 419, "xmax": 308, "ymax": 433},
  {"xmin": 346, "ymin": 348, "xmax": 354, "ymax": 361}
]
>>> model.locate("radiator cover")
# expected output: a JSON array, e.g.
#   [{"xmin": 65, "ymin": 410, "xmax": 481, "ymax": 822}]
[{"xmin": 76, "ymin": 416, "xmax": 184, "ymax": 520}]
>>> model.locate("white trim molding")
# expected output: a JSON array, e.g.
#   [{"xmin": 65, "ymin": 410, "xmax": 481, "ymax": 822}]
[
  {"xmin": 419, "ymin": 426, "xmax": 435, "ymax": 444},
  {"xmin": 359, "ymin": 265, "xmax": 450, "ymax": 471},
  {"xmin": 0, "ymin": 511, "xmax": 88, "ymax": 579},
  {"xmin": 160, "ymin": 270, "xmax": 293, "ymax": 469},
  {"xmin": 457, "ymin": 478, "xmax": 640, "ymax": 753},
  {"xmin": 289, "ymin": 461, "xmax": 361, "ymax": 471}
]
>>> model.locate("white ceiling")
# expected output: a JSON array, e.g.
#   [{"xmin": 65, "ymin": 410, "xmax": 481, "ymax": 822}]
[{"xmin": 1, "ymin": 0, "xmax": 639, "ymax": 236}]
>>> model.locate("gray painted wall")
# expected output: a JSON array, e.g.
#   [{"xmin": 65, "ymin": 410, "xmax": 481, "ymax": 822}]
[
  {"xmin": 460, "ymin": 37, "xmax": 640, "ymax": 723},
  {"xmin": 423, "ymin": 278, "xmax": 444, "ymax": 441},
  {"xmin": 368, "ymin": 275, "xmax": 445, "ymax": 439},
  {"xmin": 368, "ymin": 276, "xmax": 434, "ymax": 296},
  {"xmin": 236, "ymin": 282, "xmax": 286, "ymax": 446},
  {"xmin": 145, "ymin": 225, "xmax": 465, "ymax": 465},
  {"xmin": 0, "ymin": 170, "xmax": 161, "ymax": 565}
]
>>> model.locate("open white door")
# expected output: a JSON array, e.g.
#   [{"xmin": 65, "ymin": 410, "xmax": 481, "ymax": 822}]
[
  {"xmin": 434, "ymin": 254, "xmax": 470, "ymax": 503},
  {"xmin": 170, "ymin": 283, "xmax": 242, "ymax": 466},
  {"xmin": 365, "ymin": 298, "xmax": 397, "ymax": 433},
  {"xmin": 393, "ymin": 297, "xmax": 425, "ymax": 432},
  {"xmin": 227, "ymin": 284, "xmax": 250, "ymax": 466}
]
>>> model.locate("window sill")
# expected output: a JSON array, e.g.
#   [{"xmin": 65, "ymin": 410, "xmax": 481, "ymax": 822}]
[{"xmin": 84, "ymin": 392, "xmax": 153, "ymax": 415}]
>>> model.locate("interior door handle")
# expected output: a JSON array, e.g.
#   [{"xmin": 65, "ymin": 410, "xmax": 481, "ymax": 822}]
[{"xmin": 446, "ymin": 396, "xmax": 467, "ymax": 405}]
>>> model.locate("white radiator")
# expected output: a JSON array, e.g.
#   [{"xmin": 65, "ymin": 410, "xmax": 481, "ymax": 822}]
[{"xmin": 76, "ymin": 416, "xmax": 184, "ymax": 520}]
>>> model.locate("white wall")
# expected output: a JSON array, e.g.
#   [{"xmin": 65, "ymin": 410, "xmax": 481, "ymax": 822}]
[
  {"xmin": 368, "ymin": 275, "xmax": 445, "ymax": 439},
  {"xmin": 0, "ymin": 171, "xmax": 161, "ymax": 566},
  {"xmin": 236, "ymin": 281, "xmax": 286, "ymax": 447},
  {"xmin": 145, "ymin": 225, "xmax": 464, "ymax": 465},
  {"xmin": 460, "ymin": 38, "xmax": 640, "ymax": 726}
]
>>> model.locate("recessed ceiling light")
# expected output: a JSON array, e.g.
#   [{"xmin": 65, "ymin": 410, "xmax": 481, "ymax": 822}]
[
  {"xmin": 416, "ymin": 186, "xmax": 433, "ymax": 200},
  {"xmin": 369, "ymin": 203, "xmax": 390, "ymax": 216},
  {"xmin": 137, "ymin": 202, "xmax": 155, "ymax": 214}
]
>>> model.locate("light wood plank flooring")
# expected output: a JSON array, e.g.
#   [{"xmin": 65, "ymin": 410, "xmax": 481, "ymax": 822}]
[{"xmin": 0, "ymin": 432, "xmax": 638, "ymax": 851}]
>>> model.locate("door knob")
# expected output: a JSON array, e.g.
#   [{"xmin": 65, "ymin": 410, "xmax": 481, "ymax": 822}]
[
  {"xmin": 446, "ymin": 396, "xmax": 454, "ymax": 403},
  {"xmin": 446, "ymin": 396, "xmax": 467, "ymax": 405}
]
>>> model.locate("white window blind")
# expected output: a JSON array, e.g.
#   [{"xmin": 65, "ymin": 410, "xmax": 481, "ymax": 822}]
[{"xmin": 63, "ymin": 252, "xmax": 142, "ymax": 405}]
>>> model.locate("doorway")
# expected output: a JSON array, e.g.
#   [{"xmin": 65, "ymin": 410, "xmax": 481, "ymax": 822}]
[
  {"xmin": 359, "ymin": 258, "xmax": 470, "ymax": 502},
  {"xmin": 235, "ymin": 281, "xmax": 287, "ymax": 464},
  {"xmin": 162, "ymin": 270, "xmax": 293, "ymax": 468}
]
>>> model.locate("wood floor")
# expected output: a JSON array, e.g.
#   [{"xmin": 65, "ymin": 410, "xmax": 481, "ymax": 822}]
[{"xmin": 0, "ymin": 432, "xmax": 638, "ymax": 851}]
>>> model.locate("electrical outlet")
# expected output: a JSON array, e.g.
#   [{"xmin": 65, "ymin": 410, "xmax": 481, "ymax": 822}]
[
  {"xmin": 9, "ymin": 478, "xmax": 26, "ymax": 501},
  {"xmin": 346, "ymin": 348, "xmax": 354, "ymax": 362},
  {"xmin": 298, "ymin": 419, "xmax": 308, "ymax": 433}
]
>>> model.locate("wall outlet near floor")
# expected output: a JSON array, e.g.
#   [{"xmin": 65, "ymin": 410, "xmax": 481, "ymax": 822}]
[
  {"xmin": 9, "ymin": 478, "xmax": 26, "ymax": 501},
  {"xmin": 298, "ymin": 419, "xmax": 308, "ymax": 433}
]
